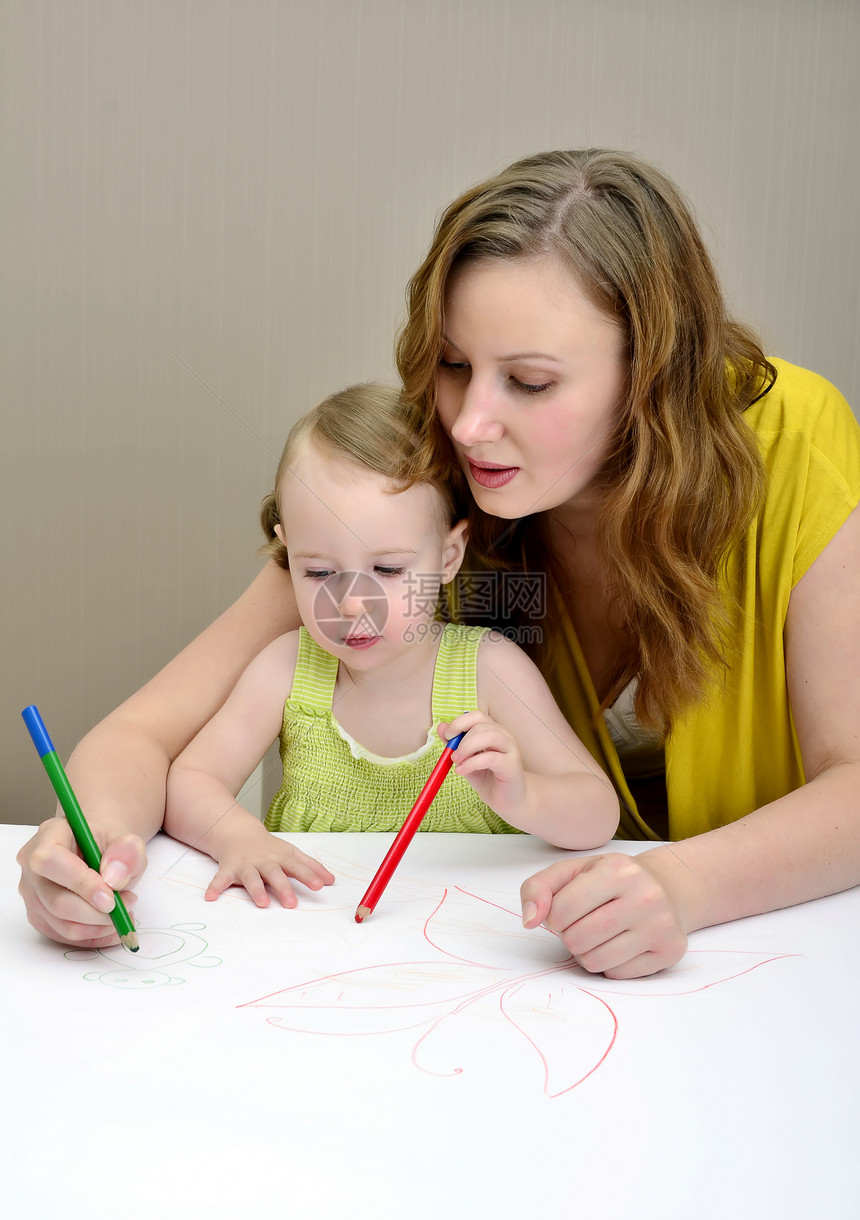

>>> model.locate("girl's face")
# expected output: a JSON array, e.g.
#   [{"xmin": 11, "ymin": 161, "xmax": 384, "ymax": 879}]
[
  {"xmin": 436, "ymin": 256, "xmax": 629, "ymax": 521},
  {"xmin": 276, "ymin": 441, "xmax": 466, "ymax": 670}
]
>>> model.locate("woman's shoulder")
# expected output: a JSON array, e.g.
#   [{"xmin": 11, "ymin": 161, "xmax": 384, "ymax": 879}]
[
  {"xmin": 745, "ymin": 359, "xmax": 860, "ymax": 488},
  {"xmin": 742, "ymin": 361, "xmax": 860, "ymax": 587},
  {"xmin": 747, "ymin": 358, "xmax": 856, "ymax": 435}
]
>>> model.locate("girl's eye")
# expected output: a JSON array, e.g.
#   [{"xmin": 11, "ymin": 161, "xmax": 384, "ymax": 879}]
[
  {"xmin": 304, "ymin": 569, "xmax": 334, "ymax": 581},
  {"xmin": 439, "ymin": 358, "xmax": 470, "ymax": 372},
  {"xmin": 374, "ymin": 566, "xmax": 406, "ymax": 578},
  {"xmin": 510, "ymin": 375, "xmax": 554, "ymax": 395}
]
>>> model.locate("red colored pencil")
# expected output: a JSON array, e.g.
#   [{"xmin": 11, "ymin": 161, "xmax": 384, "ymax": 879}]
[{"xmin": 354, "ymin": 731, "xmax": 466, "ymax": 923}]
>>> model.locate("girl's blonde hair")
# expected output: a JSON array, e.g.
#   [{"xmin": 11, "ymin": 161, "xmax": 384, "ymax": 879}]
[
  {"xmin": 396, "ymin": 149, "xmax": 775, "ymax": 729},
  {"xmin": 260, "ymin": 382, "xmax": 464, "ymax": 569}
]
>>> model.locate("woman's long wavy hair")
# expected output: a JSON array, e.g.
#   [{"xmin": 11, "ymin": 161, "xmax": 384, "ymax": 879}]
[{"xmin": 396, "ymin": 149, "xmax": 775, "ymax": 730}]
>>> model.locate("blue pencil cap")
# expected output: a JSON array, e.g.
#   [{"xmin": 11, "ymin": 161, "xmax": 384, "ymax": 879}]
[
  {"xmin": 21, "ymin": 705, "xmax": 54, "ymax": 758},
  {"xmin": 445, "ymin": 730, "xmax": 465, "ymax": 751}
]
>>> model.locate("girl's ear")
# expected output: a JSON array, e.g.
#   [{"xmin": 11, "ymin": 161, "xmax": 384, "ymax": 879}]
[
  {"xmin": 441, "ymin": 519, "xmax": 468, "ymax": 584},
  {"xmin": 274, "ymin": 523, "xmax": 287, "ymax": 547}
]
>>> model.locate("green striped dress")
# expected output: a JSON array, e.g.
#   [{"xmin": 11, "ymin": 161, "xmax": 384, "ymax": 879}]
[{"xmin": 265, "ymin": 623, "xmax": 522, "ymax": 834}]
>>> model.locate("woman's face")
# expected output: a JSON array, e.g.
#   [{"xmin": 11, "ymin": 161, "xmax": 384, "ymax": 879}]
[{"xmin": 436, "ymin": 256, "xmax": 629, "ymax": 521}]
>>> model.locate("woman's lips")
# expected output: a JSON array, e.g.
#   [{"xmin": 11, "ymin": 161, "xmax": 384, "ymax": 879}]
[{"xmin": 467, "ymin": 460, "xmax": 519, "ymax": 489}]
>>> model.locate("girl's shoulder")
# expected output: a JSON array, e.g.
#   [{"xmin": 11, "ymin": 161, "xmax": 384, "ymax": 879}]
[
  {"xmin": 224, "ymin": 628, "xmax": 304, "ymax": 711},
  {"xmin": 241, "ymin": 628, "xmax": 303, "ymax": 685},
  {"xmin": 475, "ymin": 629, "xmax": 548, "ymax": 698},
  {"xmin": 259, "ymin": 628, "xmax": 303, "ymax": 662}
]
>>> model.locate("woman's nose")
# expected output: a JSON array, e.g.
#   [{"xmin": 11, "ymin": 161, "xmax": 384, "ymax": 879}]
[{"xmin": 449, "ymin": 382, "xmax": 505, "ymax": 447}]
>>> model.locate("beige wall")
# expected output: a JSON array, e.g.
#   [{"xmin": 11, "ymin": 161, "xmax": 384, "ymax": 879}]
[{"xmin": 3, "ymin": 0, "xmax": 858, "ymax": 823}]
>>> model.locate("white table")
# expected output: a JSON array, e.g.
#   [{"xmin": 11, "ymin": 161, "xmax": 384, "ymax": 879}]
[{"xmin": 2, "ymin": 827, "xmax": 857, "ymax": 1219}]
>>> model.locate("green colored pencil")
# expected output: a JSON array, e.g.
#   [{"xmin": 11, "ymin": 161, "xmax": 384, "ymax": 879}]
[{"xmin": 21, "ymin": 704, "xmax": 139, "ymax": 952}]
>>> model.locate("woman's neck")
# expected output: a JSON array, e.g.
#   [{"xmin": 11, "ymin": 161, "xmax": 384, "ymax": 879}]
[
  {"xmin": 546, "ymin": 491, "xmax": 601, "ymax": 551},
  {"xmin": 544, "ymin": 504, "xmax": 630, "ymax": 703}
]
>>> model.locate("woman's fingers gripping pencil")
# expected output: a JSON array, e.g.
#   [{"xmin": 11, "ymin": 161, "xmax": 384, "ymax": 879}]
[
  {"xmin": 354, "ymin": 731, "xmax": 465, "ymax": 923},
  {"xmin": 21, "ymin": 705, "xmax": 140, "ymax": 952}
]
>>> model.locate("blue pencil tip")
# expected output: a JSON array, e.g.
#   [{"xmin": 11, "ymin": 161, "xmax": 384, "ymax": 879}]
[{"xmin": 21, "ymin": 705, "xmax": 54, "ymax": 758}]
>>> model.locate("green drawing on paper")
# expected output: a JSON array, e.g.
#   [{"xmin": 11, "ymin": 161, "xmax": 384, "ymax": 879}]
[{"xmin": 64, "ymin": 922, "xmax": 222, "ymax": 988}]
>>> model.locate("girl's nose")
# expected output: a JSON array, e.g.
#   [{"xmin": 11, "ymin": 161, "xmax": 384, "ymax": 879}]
[
  {"xmin": 449, "ymin": 382, "xmax": 505, "ymax": 447},
  {"xmin": 339, "ymin": 594, "xmax": 363, "ymax": 618}
]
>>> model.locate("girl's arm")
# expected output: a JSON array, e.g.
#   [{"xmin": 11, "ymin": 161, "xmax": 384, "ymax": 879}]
[
  {"xmin": 17, "ymin": 561, "xmax": 301, "ymax": 945},
  {"xmin": 164, "ymin": 632, "xmax": 335, "ymax": 906},
  {"xmin": 442, "ymin": 633, "xmax": 620, "ymax": 847},
  {"xmin": 521, "ymin": 505, "xmax": 860, "ymax": 978}
]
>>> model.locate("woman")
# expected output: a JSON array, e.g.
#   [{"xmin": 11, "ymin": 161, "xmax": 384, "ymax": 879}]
[{"xmin": 18, "ymin": 149, "xmax": 860, "ymax": 978}]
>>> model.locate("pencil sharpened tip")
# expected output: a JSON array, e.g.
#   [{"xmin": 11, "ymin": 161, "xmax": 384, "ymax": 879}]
[
  {"xmin": 121, "ymin": 931, "xmax": 140, "ymax": 953},
  {"xmin": 355, "ymin": 906, "xmax": 371, "ymax": 924}
]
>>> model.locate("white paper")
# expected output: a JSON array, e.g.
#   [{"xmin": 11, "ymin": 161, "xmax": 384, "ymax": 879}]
[{"xmin": 2, "ymin": 828, "xmax": 858, "ymax": 1220}]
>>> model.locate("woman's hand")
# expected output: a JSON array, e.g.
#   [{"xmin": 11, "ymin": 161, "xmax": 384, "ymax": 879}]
[
  {"xmin": 18, "ymin": 562, "xmax": 302, "ymax": 944},
  {"xmin": 17, "ymin": 819, "xmax": 147, "ymax": 948},
  {"xmin": 520, "ymin": 850, "xmax": 688, "ymax": 978},
  {"xmin": 204, "ymin": 823, "xmax": 336, "ymax": 907}
]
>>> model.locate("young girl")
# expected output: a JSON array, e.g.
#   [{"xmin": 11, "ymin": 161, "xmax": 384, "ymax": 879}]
[{"xmin": 163, "ymin": 383, "xmax": 618, "ymax": 906}]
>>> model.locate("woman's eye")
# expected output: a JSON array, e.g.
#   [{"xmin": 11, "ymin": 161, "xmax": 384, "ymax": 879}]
[
  {"xmin": 510, "ymin": 375, "xmax": 554, "ymax": 395},
  {"xmin": 374, "ymin": 566, "xmax": 406, "ymax": 578}
]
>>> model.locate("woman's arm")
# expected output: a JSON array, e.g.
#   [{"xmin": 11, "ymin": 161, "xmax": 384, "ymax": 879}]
[
  {"xmin": 17, "ymin": 561, "xmax": 300, "ymax": 945},
  {"xmin": 164, "ymin": 632, "xmax": 335, "ymax": 906},
  {"xmin": 442, "ymin": 633, "xmax": 619, "ymax": 847},
  {"xmin": 521, "ymin": 506, "xmax": 860, "ymax": 977}
]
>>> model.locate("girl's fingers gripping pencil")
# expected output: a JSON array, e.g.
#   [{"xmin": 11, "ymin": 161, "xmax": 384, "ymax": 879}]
[
  {"xmin": 21, "ymin": 705, "xmax": 140, "ymax": 952},
  {"xmin": 354, "ymin": 731, "xmax": 466, "ymax": 923}
]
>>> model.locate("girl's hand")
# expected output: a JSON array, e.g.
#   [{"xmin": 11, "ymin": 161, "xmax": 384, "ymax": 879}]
[
  {"xmin": 205, "ymin": 825, "xmax": 336, "ymax": 907},
  {"xmin": 17, "ymin": 819, "xmax": 146, "ymax": 948},
  {"xmin": 439, "ymin": 711, "xmax": 527, "ymax": 817},
  {"xmin": 519, "ymin": 851, "xmax": 688, "ymax": 978}
]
